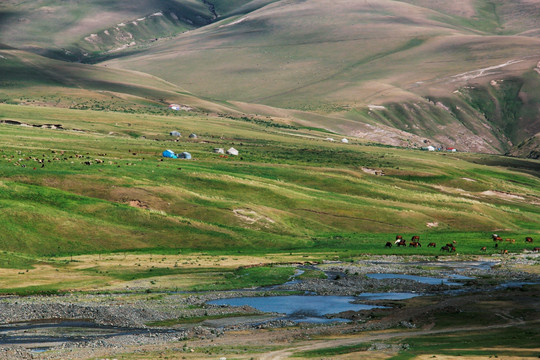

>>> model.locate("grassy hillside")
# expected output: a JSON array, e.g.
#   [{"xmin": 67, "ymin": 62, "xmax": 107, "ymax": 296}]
[
  {"xmin": 508, "ymin": 133, "xmax": 540, "ymax": 159},
  {"xmin": 103, "ymin": 0, "xmax": 540, "ymax": 152},
  {"xmin": 0, "ymin": 47, "xmax": 237, "ymax": 114},
  {"xmin": 0, "ymin": 0, "xmax": 214, "ymax": 61},
  {"xmin": 0, "ymin": 0, "xmax": 273, "ymax": 62},
  {"xmin": 0, "ymin": 103, "xmax": 538, "ymax": 258}
]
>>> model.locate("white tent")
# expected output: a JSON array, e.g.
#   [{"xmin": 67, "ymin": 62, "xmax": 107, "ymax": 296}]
[
  {"xmin": 341, "ymin": 138, "xmax": 349, "ymax": 143},
  {"xmin": 226, "ymin": 147, "xmax": 239, "ymax": 156}
]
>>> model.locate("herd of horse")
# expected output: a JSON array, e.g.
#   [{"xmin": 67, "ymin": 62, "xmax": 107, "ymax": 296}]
[{"xmin": 384, "ymin": 234, "xmax": 536, "ymax": 253}]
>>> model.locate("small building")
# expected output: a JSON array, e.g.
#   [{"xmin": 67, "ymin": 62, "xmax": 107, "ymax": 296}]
[
  {"xmin": 168, "ymin": 104, "xmax": 181, "ymax": 111},
  {"xmin": 446, "ymin": 147, "xmax": 457, "ymax": 152},
  {"xmin": 341, "ymin": 138, "xmax": 349, "ymax": 143},
  {"xmin": 421, "ymin": 145, "xmax": 436, "ymax": 151},
  {"xmin": 162, "ymin": 149, "xmax": 177, "ymax": 158},
  {"xmin": 170, "ymin": 131, "xmax": 181, "ymax": 137},
  {"xmin": 189, "ymin": 133, "xmax": 197, "ymax": 139},
  {"xmin": 213, "ymin": 148, "xmax": 225, "ymax": 154},
  {"xmin": 179, "ymin": 152, "xmax": 192, "ymax": 159},
  {"xmin": 226, "ymin": 147, "xmax": 239, "ymax": 156}
]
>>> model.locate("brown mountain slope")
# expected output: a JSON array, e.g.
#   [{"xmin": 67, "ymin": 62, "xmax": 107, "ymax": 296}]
[{"xmin": 103, "ymin": 0, "xmax": 540, "ymax": 153}]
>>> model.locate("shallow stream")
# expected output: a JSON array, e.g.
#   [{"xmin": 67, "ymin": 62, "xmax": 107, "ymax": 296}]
[{"xmin": 207, "ymin": 292, "xmax": 418, "ymax": 323}]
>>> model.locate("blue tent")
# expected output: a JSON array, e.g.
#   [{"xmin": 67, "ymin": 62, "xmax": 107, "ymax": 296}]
[
  {"xmin": 162, "ymin": 149, "xmax": 177, "ymax": 158},
  {"xmin": 179, "ymin": 152, "xmax": 192, "ymax": 159}
]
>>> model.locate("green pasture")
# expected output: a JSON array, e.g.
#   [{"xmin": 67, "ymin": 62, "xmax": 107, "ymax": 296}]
[
  {"xmin": 389, "ymin": 325, "xmax": 540, "ymax": 359},
  {"xmin": 0, "ymin": 103, "xmax": 538, "ymax": 261}
]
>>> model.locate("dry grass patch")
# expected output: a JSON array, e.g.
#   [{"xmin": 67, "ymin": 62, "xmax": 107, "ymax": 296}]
[{"xmin": 0, "ymin": 264, "xmax": 108, "ymax": 290}]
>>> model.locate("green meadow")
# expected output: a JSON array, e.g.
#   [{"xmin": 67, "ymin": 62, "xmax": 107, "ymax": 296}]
[{"xmin": 0, "ymin": 103, "xmax": 538, "ymax": 261}]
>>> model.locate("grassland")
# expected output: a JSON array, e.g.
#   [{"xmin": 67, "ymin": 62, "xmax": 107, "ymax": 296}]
[
  {"xmin": 0, "ymin": 3, "xmax": 537, "ymax": 359},
  {"xmin": 0, "ymin": 98, "xmax": 538, "ymax": 294}
]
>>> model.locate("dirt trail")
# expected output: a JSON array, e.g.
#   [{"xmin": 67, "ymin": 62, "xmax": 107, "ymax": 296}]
[{"xmin": 259, "ymin": 319, "xmax": 540, "ymax": 359}]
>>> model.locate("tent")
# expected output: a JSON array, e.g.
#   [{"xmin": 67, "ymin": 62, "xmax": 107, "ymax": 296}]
[
  {"xmin": 179, "ymin": 152, "xmax": 192, "ymax": 159},
  {"xmin": 169, "ymin": 104, "xmax": 181, "ymax": 111},
  {"xmin": 162, "ymin": 149, "xmax": 177, "ymax": 158},
  {"xmin": 341, "ymin": 138, "xmax": 349, "ymax": 143},
  {"xmin": 170, "ymin": 131, "xmax": 181, "ymax": 137},
  {"xmin": 213, "ymin": 148, "xmax": 225, "ymax": 154},
  {"xmin": 226, "ymin": 147, "xmax": 239, "ymax": 156},
  {"xmin": 189, "ymin": 133, "xmax": 197, "ymax": 139}
]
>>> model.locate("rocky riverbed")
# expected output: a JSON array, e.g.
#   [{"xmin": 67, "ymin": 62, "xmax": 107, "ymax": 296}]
[{"xmin": 0, "ymin": 254, "xmax": 538, "ymax": 359}]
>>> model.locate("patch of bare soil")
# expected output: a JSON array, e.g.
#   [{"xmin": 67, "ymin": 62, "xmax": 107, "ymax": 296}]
[
  {"xmin": 481, "ymin": 190, "xmax": 525, "ymax": 200},
  {"xmin": 233, "ymin": 208, "xmax": 275, "ymax": 225},
  {"xmin": 361, "ymin": 167, "xmax": 385, "ymax": 176},
  {"xmin": 128, "ymin": 199, "xmax": 149, "ymax": 209}
]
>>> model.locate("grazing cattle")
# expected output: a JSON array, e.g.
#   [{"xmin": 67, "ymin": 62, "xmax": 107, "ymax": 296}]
[
  {"xmin": 494, "ymin": 243, "xmax": 498, "ymax": 248},
  {"xmin": 450, "ymin": 246, "xmax": 456, "ymax": 252},
  {"xmin": 409, "ymin": 241, "xmax": 421, "ymax": 247},
  {"xmin": 533, "ymin": 247, "xmax": 540, "ymax": 252},
  {"xmin": 441, "ymin": 245, "xmax": 450, "ymax": 252},
  {"xmin": 502, "ymin": 249, "xmax": 508, "ymax": 255},
  {"xmin": 505, "ymin": 238, "xmax": 515, "ymax": 244},
  {"xmin": 397, "ymin": 240, "xmax": 407, "ymax": 247},
  {"xmin": 427, "ymin": 242, "xmax": 436, "ymax": 247},
  {"xmin": 480, "ymin": 246, "xmax": 487, "ymax": 252},
  {"xmin": 396, "ymin": 235, "xmax": 403, "ymax": 240},
  {"xmin": 385, "ymin": 242, "xmax": 392, "ymax": 248},
  {"xmin": 411, "ymin": 235, "xmax": 420, "ymax": 242},
  {"xmin": 492, "ymin": 233, "xmax": 499, "ymax": 240},
  {"xmin": 496, "ymin": 236, "xmax": 503, "ymax": 242},
  {"xmin": 446, "ymin": 243, "xmax": 453, "ymax": 248},
  {"xmin": 525, "ymin": 237, "xmax": 533, "ymax": 243}
]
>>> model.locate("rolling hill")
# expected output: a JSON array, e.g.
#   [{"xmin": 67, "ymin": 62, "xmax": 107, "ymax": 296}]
[
  {"xmin": 1, "ymin": 102, "xmax": 539, "ymax": 257},
  {"xmin": 0, "ymin": 46, "xmax": 238, "ymax": 114},
  {"xmin": 0, "ymin": 0, "xmax": 538, "ymax": 261},
  {"xmin": 0, "ymin": 0, "xmax": 274, "ymax": 61},
  {"xmin": 1, "ymin": 0, "xmax": 540, "ymax": 153},
  {"xmin": 101, "ymin": 0, "xmax": 540, "ymax": 153}
]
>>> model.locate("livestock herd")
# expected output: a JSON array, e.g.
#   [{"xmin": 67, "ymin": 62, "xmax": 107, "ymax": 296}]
[{"xmin": 385, "ymin": 234, "xmax": 537, "ymax": 254}]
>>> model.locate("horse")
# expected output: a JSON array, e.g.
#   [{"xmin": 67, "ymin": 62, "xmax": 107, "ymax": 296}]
[
  {"xmin": 440, "ymin": 245, "xmax": 450, "ymax": 252},
  {"xmin": 427, "ymin": 242, "xmax": 436, "ymax": 247},
  {"xmin": 396, "ymin": 235, "xmax": 403, "ymax": 240},
  {"xmin": 397, "ymin": 240, "xmax": 407, "ymax": 247},
  {"xmin": 409, "ymin": 241, "xmax": 421, "ymax": 247},
  {"xmin": 411, "ymin": 235, "xmax": 420, "ymax": 242},
  {"xmin": 385, "ymin": 242, "xmax": 393, "ymax": 248}
]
